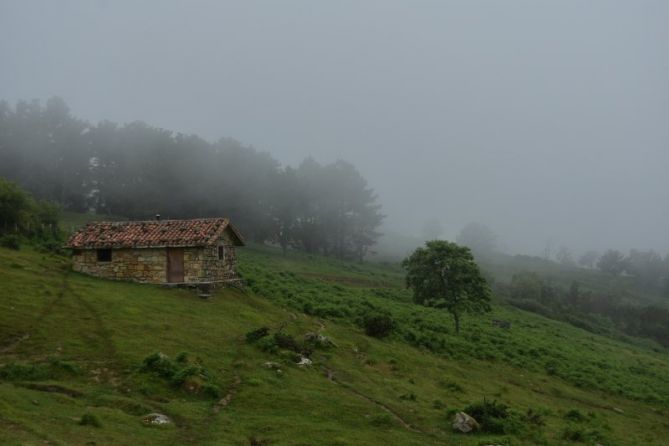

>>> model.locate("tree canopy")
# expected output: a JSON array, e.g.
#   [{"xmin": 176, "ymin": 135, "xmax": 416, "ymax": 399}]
[
  {"xmin": 0, "ymin": 98, "xmax": 384, "ymax": 260},
  {"xmin": 402, "ymin": 240, "xmax": 491, "ymax": 333},
  {"xmin": 0, "ymin": 177, "xmax": 60, "ymax": 243},
  {"xmin": 597, "ymin": 249, "xmax": 626, "ymax": 276}
]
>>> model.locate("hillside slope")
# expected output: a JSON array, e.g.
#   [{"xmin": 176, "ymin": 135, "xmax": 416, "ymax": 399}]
[{"xmin": 0, "ymin": 245, "xmax": 668, "ymax": 445}]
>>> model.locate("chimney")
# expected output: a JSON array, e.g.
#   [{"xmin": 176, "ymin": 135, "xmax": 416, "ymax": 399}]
[{"xmin": 155, "ymin": 214, "xmax": 161, "ymax": 221}]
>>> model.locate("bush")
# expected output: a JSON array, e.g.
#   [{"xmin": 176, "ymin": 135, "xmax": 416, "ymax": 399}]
[
  {"xmin": 273, "ymin": 332, "xmax": 301, "ymax": 352},
  {"xmin": 202, "ymin": 383, "xmax": 222, "ymax": 399},
  {"xmin": 564, "ymin": 409, "xmax": 587, "ymax": 422},
  {"xmin": 0, "ymin": 359, "xmax": 80, "ymax": 381},
  {"xmin": 0, "ymin": 363, "xmax": 53, "ymax": 381},
  {"xmin": 246, "ymin": 327, "xmax": 270, "ymax": 343},
  {"xmin": 523, "ymin": 408, "xmax": 546, "ymax": 426},
  {"xmin": 171, "ymin": 365, "xmax": 203, "ymax": 386},
  {"xmin": 362, "ymin": 310, "xmax": 394, "ymax": 338},
  {"xmin": 0, "ymin": 234, "xmax": 21, "ymax": 250},
  {"xmin": 79, "ymin": 413, "xmax": 101, "ymax": 427},
  {"xmin": 36, "ymin": 235, "xmax": 64, "ymax": 254},
  {"xmin": 48, "ymin": 358, "xmax": 81, "ymax": 375},
  {"xmin": 139, "ymin": 352, "xmax": 221, "ymax": 399},
  {"xmin": 463, "ymin": 398, "xmax": 512, "ymax": 434},
  {"xmin": 141, "ymin": 352, "xmax": 177, "ymax": 378},
  {"xmin": 561, "ymin": 426, "xmax": 606, "ymax": 443},
  {"xmin": 257, "ymin": 336, "xmax": 279, "ymax": 354}
]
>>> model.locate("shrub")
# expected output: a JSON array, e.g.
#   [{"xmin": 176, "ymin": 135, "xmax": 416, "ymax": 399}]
[
  {"xmin": 36, "ymin": 236, "xmax": 64, "ymax": 255},
  {"xmin": 139, "ymin": 352, "xmax": 222, "ymax": 400},
  {"xmin": 79, "ymin": 413, "xmax": 101, "ymax": 427},
  {"xmin": 432, "ymin": 400, "xmax": 446, "ymax": 409},
  {"xmin": 463, "ymin": 398, "xmax": 512, "ymax": 434},
  {"xmin": 256, "ymin": 336, "xmax": 279, "ymax": 353},
  {"xmin": 562, "ymin": 427, "xmax": 586, "ymax": 442},
  {"xmin": 171, "ymin": 366, "xmax": 203, "ymax": 386},
  {"xmin": 362, "ymin": 310, "xmax": 394, "ymax": 338},
  {"xmin": 202, "ymin": 383, "xmax": 222, "ymax": 399},
  {"xmin": 564, "ymin": 409, "xmax": 587, "ymax": 422},
  {"xmin": 544, "ymin": 360, "xmax": 560, "ymax": 376},
  {"xmin": 49, "ymin": 358, "xmax": 81, "ymax": 375},
  {"xmin": 0, "ymin": 234, "xmax": 21, "ymax": 250},
  {"xmin": 141, "ymin": 352, "xmax": 177, "ymax": 378},
  {"xmin": 523, "ymin": 408, "xmax": 546, "ymax": 426},
  {"xmin": 0, "ymin": 359, "xmax": 79, "ymax": 381},
  {"xmin": 273, "ymin": 332, "xmax": 301, "ymax": 352},
  {"xmin": 246, "ymin": 327, "xmax": 270, "ymax": 343},
  {"xmin": 0, "ymin": 363, "xmax": 52, "ymax": 380}
]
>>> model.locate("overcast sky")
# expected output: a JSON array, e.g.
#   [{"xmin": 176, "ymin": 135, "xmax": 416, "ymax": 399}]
[{"xmin": 1, "ymin": 0, "xmax": 668, "ymax": 255}]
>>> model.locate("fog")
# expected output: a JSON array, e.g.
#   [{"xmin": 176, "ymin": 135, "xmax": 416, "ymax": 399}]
[{"xmin": 2, "ymin": 0, "xmax": 668, "ymax": 256}]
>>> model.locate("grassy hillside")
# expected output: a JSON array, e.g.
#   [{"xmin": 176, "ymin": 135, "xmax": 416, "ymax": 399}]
[{"xmin": 1, "ymin": 244, "xmax": 668, "ymax": 445}]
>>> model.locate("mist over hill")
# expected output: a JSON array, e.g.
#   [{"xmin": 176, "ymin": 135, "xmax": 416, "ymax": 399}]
[{"xmin": 1, "ymin": 1, "xmax": 668, "ymax": 255}]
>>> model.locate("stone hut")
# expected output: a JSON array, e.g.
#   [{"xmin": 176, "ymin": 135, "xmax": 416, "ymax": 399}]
[{"xmin": 65, "ymin": 217, "xmax": 244, "ymax": 285}]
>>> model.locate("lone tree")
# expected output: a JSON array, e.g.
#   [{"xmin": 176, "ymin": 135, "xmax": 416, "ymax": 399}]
[{"xmin": 402, "ymin": 240, "xmax": 491, "ymax": 333}]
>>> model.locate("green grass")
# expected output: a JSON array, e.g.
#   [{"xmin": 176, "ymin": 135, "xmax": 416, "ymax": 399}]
[{"xmin": 0, "ymin": 243, "xmax": 668, "ymax": 445}]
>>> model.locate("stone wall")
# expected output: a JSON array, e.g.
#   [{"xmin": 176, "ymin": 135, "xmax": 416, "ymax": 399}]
[
  {"xmin": 72, "ymin": 242, "xmax": 239, "ymax": 284},
  {"xmin": 203, "ymin": 245, "xmax": 238, "ymax": 281},
  {"xmin": 72, "ymin": 248, "xmax": 167, "ymax": 283}
]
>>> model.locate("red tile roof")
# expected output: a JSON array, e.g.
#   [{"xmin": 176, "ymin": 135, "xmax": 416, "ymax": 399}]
[{"xmin": 66, "ymin": 218, "xmax": 244, "ymax": 249}]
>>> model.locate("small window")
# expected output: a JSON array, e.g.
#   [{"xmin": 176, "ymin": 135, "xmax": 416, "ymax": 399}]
[
  {"xmin": 72, "ymin": 249, "xmax": 82, "ymax": 256},
  {"xmin": 97, "ymin": 248, "xmax": 112, "ymax": 262},
  {"xmin": 218, "ymin": 246, "xmax": 226, "ymax": 260}
]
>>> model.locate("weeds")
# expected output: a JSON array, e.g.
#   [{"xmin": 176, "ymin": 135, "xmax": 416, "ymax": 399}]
[
  {"xmin": 78, "ymin": 413, "xmax": 101, "ymax": 428},
  {"xmin": 139, "ymin": 352, "xmax": 219, "ymax": 399}
]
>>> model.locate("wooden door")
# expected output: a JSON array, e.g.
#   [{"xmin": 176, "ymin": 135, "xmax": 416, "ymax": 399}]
[{"xmin": 166, "ymin": 248, "xmax": 184, "ymax": 283}]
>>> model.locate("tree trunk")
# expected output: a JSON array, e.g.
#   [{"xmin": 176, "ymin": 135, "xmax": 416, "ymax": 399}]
[{"xmin": 453, "ymin": 311, "xmax": 460, "ymax": 334}]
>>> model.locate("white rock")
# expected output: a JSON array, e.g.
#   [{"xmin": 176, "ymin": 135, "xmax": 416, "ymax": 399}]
[
  {"xmin": 297, "ymin": 356, "xmax": 312, "ymax": 367},
  {"xmin": 142, "ymin": 413, "xmax": 171, "ymax": 425},
  {"xmin": 452, "ymin": 411, "xmax": 479, "ymax": 433}
]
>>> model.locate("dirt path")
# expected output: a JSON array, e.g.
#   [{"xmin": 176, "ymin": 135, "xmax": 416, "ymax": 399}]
[
  {"xmin": 68, "ymin": 286, "xmax": 120, "ymax": 366},
  {"xmin": 1, "ymin": 266, "xmax": 123, "ymax": 382},
  {"xmin": 316, "ymin": 319, "xmax": 428, "ymax": 435},
  {"xmin": 324, "ymin": 366, "xmax": 424, "ymax": 434},
  {"xmin": 212, "ymin": 375, "xmax": 242, "ymax": 414},
  {"xmin": 315, "ymin": 320, "xmax": 425, "ymax": 435},
  {"xmin": 0, "ymin": 271, "xmax": 70, "ymax": 354}
]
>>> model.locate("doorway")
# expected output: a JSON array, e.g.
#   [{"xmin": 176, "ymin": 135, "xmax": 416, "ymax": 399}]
[{"xmin": 166, "ymin": 248, "xmax": 184, "ymax": 283}]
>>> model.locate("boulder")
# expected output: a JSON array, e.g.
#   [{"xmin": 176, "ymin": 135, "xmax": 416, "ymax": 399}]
[
  {"xmin": 452, "ymin": 411, "xmax": 479, "ymax": 433},
  {"xmin": 142, "ymin": 413, "xmax": 171, "ymax": 426},
  {"xmin": 297, "ymin": 356, "xmax": 312, "ymax": 367},
  {"xmin": 304, "ymin": 332, "xmax": 336, "ymax": 348}
]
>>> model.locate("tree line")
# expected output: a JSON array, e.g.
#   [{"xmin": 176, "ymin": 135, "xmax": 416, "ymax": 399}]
[
  {"xmin": 500, "ymin": 271, "xmax": 669, "ymax": 347},
  {"xmin": 0, "ymin": 97, "xmax": 383, "ymax": 260},
  {"xmin": 0, "ymin": 177, "xmax": 60, "ymax": 250},
  {"xmin": 569, "ymin": 248, "xmax": 669, "ymax": 298}
]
